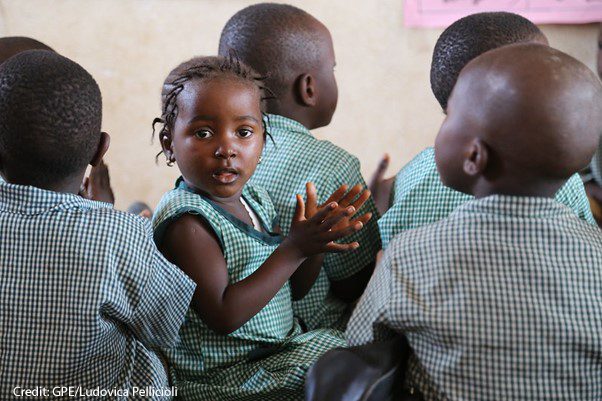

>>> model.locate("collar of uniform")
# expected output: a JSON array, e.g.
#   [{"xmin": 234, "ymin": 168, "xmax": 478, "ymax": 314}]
[
  {"xmin": 0, "ymin": 181, "xmax": 112, "ymax": 215},
  {"xmin": 453, "ymin": 194, "xmax": 574, "ymax": 220},
  {"xmin": 266, "ymin": 114, "xmax": 313, "ymax": 138}
]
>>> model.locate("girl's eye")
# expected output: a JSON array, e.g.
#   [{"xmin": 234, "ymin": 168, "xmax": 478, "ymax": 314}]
[
  {"xmin": 238, "ymin": 129, "xmax": 253, "ymax": 138},
  {"xmin": 195, "ymin": 130, "xmax": 212, "ymax": 139}
]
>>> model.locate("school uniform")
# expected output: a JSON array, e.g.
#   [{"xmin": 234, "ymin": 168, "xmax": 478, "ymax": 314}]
[
  {"xmin": 152, "ymin": 179, "xmax": 346, "ymax": 401},
  {"xmin": 0, "ymin": 182, "xmax": 195, "ymax": 400},
  {"xmin": 250, "ymin": 114, "xmax": 381, "ymax": 330},
  {"xmin": 378, "ymin": 147, "xmax": 596, "ymax": 249},
  {"xmin": 348, "ymin": 195, "xmax": 602, "ymax": 400}
]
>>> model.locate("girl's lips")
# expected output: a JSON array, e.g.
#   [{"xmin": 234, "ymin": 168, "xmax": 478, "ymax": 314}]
[{"xmin": 212, "ymin": 170, "xmax": 239, "ymax": 184}]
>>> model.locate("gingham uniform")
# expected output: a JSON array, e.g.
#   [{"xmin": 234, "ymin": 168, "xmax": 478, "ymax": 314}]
[
  {"xmin": 378, "ymin": 147, "xmax": 596, "ymax": 249},
  {"xmin": 152, "ymin": 180, "xmax": 346, "ymax": 401},
  {"xmin": 0, "ymin": 182, "xmax": 195, "ymax": 400},
  {"xmin": 250, "ymin": 114, "xmax": 381, "ymax": 330},
  {"xmin": 348, "ymin": 195, "xmax": 602, "ymax": 401}
]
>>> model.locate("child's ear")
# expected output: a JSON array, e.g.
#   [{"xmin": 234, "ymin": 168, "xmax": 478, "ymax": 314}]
[
  {"xmin": 90, "ymin": 132, "xmax": 110, "ymax": 167},
  {"xmin": 160, "ymin": 132, "xmax": 175, "ymax": 163},
  {"xmin": 295, "ymin": 73, "xmax": 317, "ymax": 107},
  {"xmin": 463, "ymin": 138, "xmax": 488, "ymax": 176}
]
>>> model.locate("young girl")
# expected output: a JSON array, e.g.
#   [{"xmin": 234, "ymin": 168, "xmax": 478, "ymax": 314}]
[{"xmin": 151, "ymin": 56, "xmax": 371, "ymax": 401}]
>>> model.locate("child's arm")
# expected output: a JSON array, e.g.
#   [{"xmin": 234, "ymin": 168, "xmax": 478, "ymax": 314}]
[
  {"xmin": 160, "ymin": 198, "xmax": 362, "ymax": 335},
  {"xmin": 290, "ymin": 183, "xmax": 373, "ymax": 300}
]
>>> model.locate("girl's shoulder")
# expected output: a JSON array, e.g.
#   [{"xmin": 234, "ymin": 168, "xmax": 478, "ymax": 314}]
[{"xmin": 152, "ymin": 186, "xmax": 224, "ymax": 248}]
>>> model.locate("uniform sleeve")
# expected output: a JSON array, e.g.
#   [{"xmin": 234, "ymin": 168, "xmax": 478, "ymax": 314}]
[
  {"xmin": 554, "ymin": 173, "xmax": 596, "ymax": 226},
  {"xmin": 128, "ymin": 249, "xmax": 196, "ymax": 348},
  {"xmin": 345, "ymin": 248, "xmax": 394, "ymax": 346},
  {"xmin": 322, "ymin": 155, "xmax": 382, "ymax": 281}
]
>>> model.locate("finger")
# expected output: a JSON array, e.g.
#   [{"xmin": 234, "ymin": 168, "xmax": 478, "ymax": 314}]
[
  {"xmin": 293, "ymin": 194, "xmax": 305, "ymax": 222},
  {"xmin": 350, "ymin": 189, "xmax": 371, "ymax": 213},
  {"xmin": 350, "ymin": 212, "xmax": 372, "ymax": 227},
  {"xmin": 338, "ymin": 184, "xmax": 363, "ymax": 207},
  {"xmin": 305, "ymin": 182, "xmax": 318, "ymax": 218},
  {"xmin": 321, "ymin": 206, "xmax": 355, "ymax": 230},
  {"xmin": 322, "ymin": 221, "xmax": 364, "ymax": 242},
  {"xmin": 310, "ymin": 201, "xmax": 338, "ymax": 224},
  {"xmin": 368, "ymin": 153, "xmax": 390, "ymax": 193},
  {"xmin": 323, "ymin": 241, "xmax": 360, "ymax": 253},
  {"xmin": 321, "ymin": 185, "xmax": 348, "ymax": 207}
]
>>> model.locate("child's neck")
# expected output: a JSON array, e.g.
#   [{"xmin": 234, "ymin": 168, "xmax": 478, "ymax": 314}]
[
  {"xmin": 266, "ymin": 100, "xmax": 316, "ymax": 130},
  {"xmin": 471, "ymin": 177, "xmax": 566, "ymax": 199},
  {"xmin": 1, "ymin": 168, "xmax": 85, "ymax": 195}
]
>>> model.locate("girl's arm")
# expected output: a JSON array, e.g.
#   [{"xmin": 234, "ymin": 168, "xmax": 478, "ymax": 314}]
[{"xmin": 160, "ymin": 198, "xmax": 361, "ymax": 335}]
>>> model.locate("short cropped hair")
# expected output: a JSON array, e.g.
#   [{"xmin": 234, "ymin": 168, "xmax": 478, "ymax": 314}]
[
  {"xmin": 0, "ymin": 50, "xmax": 102, "ymax": 185},
  {"xmin": 218, "ymin": 3, "xmax": 323, "ymax": 98},
  {"xmin": 431, "ymin": 12, "xmax": 544, "ymax": 110}
]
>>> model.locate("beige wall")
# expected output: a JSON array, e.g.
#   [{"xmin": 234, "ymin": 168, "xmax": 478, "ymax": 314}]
[{"xmin": 1, "ymin": 0, "xmax": 598, "ymax": 209}]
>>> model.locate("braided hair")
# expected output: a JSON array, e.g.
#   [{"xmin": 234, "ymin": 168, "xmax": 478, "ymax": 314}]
[{"xmin": 153, "ymin": 54, "xmax": 273, "ymax": 163}]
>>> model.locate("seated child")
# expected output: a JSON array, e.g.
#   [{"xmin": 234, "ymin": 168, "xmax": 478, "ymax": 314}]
[
  {"xmin": 128, "ymin": 200, "xmax": 153, "ymax": 219},
  {"xmin": 0, "ymin": 50, "xmax": 195, "ymax": 399},
  {"xmin": 346, "ymin": 43, "xmax": 602, "ymax": 400},
  {"xmin": 151, "ymin": 55, "xmax": 369, "ymax": 401},
  {"xmin": 218, "ymin": 3, "xmax": 381, "ymax": 330},
  {"xmin": 377, "ymin": 12, "xmax": 596, "ymax": 249}
]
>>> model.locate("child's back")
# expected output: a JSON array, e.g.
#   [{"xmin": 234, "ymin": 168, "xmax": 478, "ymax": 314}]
[
  {"xmin": 347, "ymin": 44, "xmax": 602, "ymax": 400},
  {"xmin": 0, "ymin": 50, "xmax": 194, "ymax": 398}
]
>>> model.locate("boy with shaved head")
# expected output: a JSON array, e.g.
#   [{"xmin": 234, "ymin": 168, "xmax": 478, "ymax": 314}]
[
  {"xmin": 377, "ymin": 12, "xmax": 595, "ymax": 248},
  {"xmin": 219, "ymin": 3, "xmax": 381, "ymax": 331},
  {"xmin": 347, "ymin": 44, "xmax": 602, "ymax": 400}
]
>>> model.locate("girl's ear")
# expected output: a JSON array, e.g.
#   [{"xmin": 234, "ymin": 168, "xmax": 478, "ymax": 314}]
[
  {"xmin": 295, "ymin": 73, "xmax": 317, "ymax": 107},
  {"xmin": 463, "ymin": 138, "xmax": 488, "ymax": 177},
  {"xmin": 160, "ymin": 131, "xmax": 175, "ymax": 164},
  {"xmin": 90, "ymin": 131, "xmax": 110, "ymax": 167}
]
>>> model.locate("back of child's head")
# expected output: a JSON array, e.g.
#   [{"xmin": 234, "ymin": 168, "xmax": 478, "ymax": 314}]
[
  {"xmin": 218, "ymin": 3, "xmax": 337, "ymax": 130},
  {"xmin": 431, "ymin": 12, "xmax": 546, "ymax": 111},
  {"xmin": 219, "ymin": 4, "xmax": 325, "ymax": 98},
  {"xmin": 0, "ymin": 36, "xmax": 53, "ymax": 65},
  {"xmin": 154, "ymin": 55, "xmax": 268, "ymax": 158},
  {"xmin": 436, "ymin": 43, "xmax": 602, "ymax": 196},
  {"xmin": 0, "ymin": 50, "xmax": 102, "ymax": 187}
]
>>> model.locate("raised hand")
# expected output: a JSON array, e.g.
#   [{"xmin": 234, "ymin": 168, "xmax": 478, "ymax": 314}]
[
  {"xmin": 79, "ymin": 159, "xmax": 115, "ymax": 204},
  {"xmin": 285, "ymin": 194, "xmax": 364, "ymax": 258}
]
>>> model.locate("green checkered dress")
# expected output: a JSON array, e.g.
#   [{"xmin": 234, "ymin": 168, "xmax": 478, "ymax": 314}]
[
  {"xmin": 378, "ymin": 147, "xmax": 596, "ymax": 249},
  {"xmin": 250, "ymin": 114, "xmax": 382, "ymax": 330},
  {"xmin": 348, "ymin": 195, "xmax": 602, "ymax": 400},
  {"xmin": 152, "ymin": 179, "xmax": 346, "ymax": 401}
]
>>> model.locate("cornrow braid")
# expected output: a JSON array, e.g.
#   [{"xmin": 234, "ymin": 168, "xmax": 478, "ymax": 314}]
[{"xmin": 152, "ymin": 54, "xmax": 274, "ymax": 163}]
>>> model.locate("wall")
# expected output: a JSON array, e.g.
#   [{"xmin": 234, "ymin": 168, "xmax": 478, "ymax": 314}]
[{"xmin": 1, "ymin": 0, "xmax": 598, "ymax": 209}]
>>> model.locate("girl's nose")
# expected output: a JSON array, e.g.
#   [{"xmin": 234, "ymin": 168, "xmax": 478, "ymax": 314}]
[{"xmin": 214, "ymin": 145, "xmax": 237, "ymax": 159}]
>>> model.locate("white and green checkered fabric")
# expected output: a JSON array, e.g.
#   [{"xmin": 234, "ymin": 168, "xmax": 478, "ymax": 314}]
[
  {"xmin": 378, "ymin": 147, "xmax": 596, "ymax": 249},
  {"xmin": 0, "ymin": 182, "xmax": 195, "ymax": 400},
  {"xmin": 152, "ymin": 179, "xmax": 346, "ymax": 401},
  {"xmin": 348, "ymin": 195, "xmax": 602, "ymax": 400},
  {"xmin": 250, "ymin": 114, "xmax": 382, "ymax": 330}
]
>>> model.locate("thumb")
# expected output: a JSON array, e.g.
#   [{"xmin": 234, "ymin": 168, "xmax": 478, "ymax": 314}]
[{"xmin": 293, "ymin": 194, "xmax": 306, "ymax": 222}]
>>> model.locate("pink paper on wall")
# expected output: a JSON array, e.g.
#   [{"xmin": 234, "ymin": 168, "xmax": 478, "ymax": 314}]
[{"xmin": 405, "ymin": 0, "xmax": 602, "ymax": 28}]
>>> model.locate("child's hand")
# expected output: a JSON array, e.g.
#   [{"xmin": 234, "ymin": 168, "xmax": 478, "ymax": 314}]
[
  {"xmin": 79, "ymin": 159, "xmax": 115, "ymax": 204},
  {"xmin": 285, "ymin": 195, "xmax": 363, "ymax": 258},
  {"xmin": 369, "ymin": 153, "xmax": 395, "ymax": 215},
  {"xmin": 305, "ymin": 182, "xmax": 372, "ymax": 233}
]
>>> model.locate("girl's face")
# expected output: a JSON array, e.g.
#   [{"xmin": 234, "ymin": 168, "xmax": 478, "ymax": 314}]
[{"xmin": 168, "ymin": 77, "xmax": 264, "ymax": 201}]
